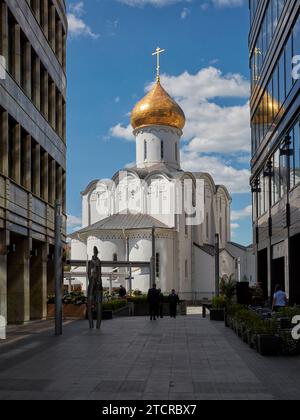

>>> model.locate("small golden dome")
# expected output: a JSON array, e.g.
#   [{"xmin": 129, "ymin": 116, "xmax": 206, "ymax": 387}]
[{"xmin": 131, "ymin": 80, "xmax": 186, "ymax": 131}]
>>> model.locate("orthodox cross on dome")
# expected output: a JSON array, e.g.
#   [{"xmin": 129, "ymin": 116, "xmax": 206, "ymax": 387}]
[{"xmin": 152, "ymin": 46, "xmax": 165, "ymax": 81}]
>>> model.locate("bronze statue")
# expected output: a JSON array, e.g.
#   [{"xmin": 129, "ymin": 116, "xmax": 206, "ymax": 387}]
[{"xmin": 87, "ymin": 247, "xmax": 103, "ymax": 329}]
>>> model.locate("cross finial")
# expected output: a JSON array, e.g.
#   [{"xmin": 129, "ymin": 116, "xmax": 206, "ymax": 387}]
[{"xmin": 152, "ymin": 46, "xmax": 165, "ymax": 81}]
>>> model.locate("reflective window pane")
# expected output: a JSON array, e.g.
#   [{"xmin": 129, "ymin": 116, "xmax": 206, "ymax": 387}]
[
  {"xmin": 294, "ymin": 121, "xmax": 300, "ymax": 186},
  {"xmin": 285, "ymin": 36, "xmax": 293, "ymax": 95}
]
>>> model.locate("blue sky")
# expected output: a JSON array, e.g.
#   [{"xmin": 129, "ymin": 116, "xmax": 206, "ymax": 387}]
[{"xmin": 66, "ymin": 0, "xmax": 253, "ymax": 245}]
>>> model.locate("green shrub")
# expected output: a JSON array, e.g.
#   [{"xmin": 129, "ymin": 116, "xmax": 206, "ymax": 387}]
[
  {"xmin": 212, "ymin": 296, "xmax": 227, "ymax": 309},
  {"xmin": 48, "ymin": 292, "xmax": 87, "ymax": 305},
  {"xmin": 277, "ymin": 306, "xmax": 300, "ymax": 321},
  {"xmin": 102, "ymin": 300, "xmax": 127, "ymax": 311},
  {"xmin": 127, "ymin": 295, "xmax": 148, "ymax": 304},
  {"xmin": 62, "ymin": 292, "xmax": 87, "ymax": 305},
  {"xmin": 220, "ymin": 275, "xmax": 236, "ymax": 301},
  {"xmin": 228, "ymin": 305, "xmax": 278, "ymax": 336}
]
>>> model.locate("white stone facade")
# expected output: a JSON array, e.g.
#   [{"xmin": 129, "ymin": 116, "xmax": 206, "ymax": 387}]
[{"xmin": 70, "ymin": 120, "xmax": 255, "ymax": 298}]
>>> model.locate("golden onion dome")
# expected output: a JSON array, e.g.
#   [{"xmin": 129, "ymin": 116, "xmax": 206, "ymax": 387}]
[{"xmin": 131, "ymin": 80, "xmax": 186, "ymax": 131}]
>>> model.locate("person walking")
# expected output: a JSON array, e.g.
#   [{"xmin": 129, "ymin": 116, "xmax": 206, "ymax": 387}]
[
  {"xmin": 169, "ymin": 289, "xmax": 180, "ymax": 318},
  {"xmin": 272, "ymin": 284, "xmax": 288, "ymax": 312},
  {"xmin": 147, "ymin": 284, "xmax": 159, "ymax": 321}
]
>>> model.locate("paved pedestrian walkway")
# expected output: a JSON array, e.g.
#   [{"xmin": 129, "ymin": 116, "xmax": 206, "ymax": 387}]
[{"xmin": 0, "ymin": 315, "xmax": 300, "ymax": 400}]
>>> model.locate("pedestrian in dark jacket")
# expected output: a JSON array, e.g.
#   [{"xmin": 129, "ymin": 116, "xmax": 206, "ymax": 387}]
[
  {"xmin": 118, "ymin": 285, "xmax": 127, "ymax": 299},
  {"xmin": 147, "ymin": 284, "xmax": 159, "ymax": 320},
  {"xmin": 169, "ymin": 289, "xmax": 179, "ymax": 318}
]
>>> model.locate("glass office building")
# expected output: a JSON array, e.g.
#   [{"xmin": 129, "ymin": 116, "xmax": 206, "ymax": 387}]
[{"xmin": 250, "ymin": 0, "xmax": 300, "ymax": 303}]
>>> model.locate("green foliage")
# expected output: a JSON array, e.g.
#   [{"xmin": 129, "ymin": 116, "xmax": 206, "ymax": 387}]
[
  {"xmin": 127, "ymin": 295, "xmax": 148, "ymax": 304},
  {"xmin": 228, "ymin": 305, "xmax": 277, "ymax": 335},
  {"xmin": 132, "ymin": 289, "xmax": 143, "ymax": 297},
  {"xmin": 212, "ymin": 296, "xmax": 227, "ymax": 309},
  {"xmin": 102, "ymin": 300, "xmax": 127, "ymax": 311},
  {"xmin": 62, "ymin": 292, "xmax": 87, "ymax": 305},
  {"xmin": 47, "ymin": 292, "xmax": 87, "ymax": 305},
  {"xmin": 277, "ymin": 306, "xmax": 300, "ymax": 321},
  {"xmin": 220, "ymin": 275, "xmax": 235, "ymax": 302},
  {"xmin": 226, "ymin": 303, "xmax": 245, "ymax": 316}
]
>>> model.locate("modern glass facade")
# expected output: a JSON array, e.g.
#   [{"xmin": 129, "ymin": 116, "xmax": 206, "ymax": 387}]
[
  {"xmin": 250, "ymin": 0, "xmax": 300, "ymax": 304},
  {"xmin": 249, "ymin": 0, "xmax": 300, "ymax": 304}
]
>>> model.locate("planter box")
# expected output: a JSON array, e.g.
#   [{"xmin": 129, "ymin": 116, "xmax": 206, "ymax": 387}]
[
  {"xmin": 102, "ymin": 310, "xmax": 113, "ymax": 320},
  {"xmin": 247, "ymin": 331, "xmax": 257, "ymax": 349},
  {"xmin": 47, "ymin": 304, "xmax": 86, "ymax": 320},
  {"xmin": 279, "ymin": 318, "xmax": 292, "ymax": 330},
  {"xmin": 279, "ymin": 329, "xmax": 300, "ymax": 356},
  {"xmin": 210, "ymin": 309, "xmax": 225, "ymax": 321},
  {"xmin": 257, "ymin": 335, "xmax": 280, "ymax": 356}
]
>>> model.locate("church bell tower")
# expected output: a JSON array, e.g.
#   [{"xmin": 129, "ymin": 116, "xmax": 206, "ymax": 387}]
[{"xmin": 130, "ymin": 48, "xmax": 186, "ymax": 170}]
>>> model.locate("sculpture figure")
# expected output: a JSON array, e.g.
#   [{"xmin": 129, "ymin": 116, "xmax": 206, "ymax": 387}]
[{"xmin": 87, "ymin": 247, "xmax": 103, "ymax": 329}]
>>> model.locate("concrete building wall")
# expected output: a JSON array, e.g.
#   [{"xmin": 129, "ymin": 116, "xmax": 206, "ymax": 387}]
[
  {"xmin": 192, "ymin": 245, "xmax": 215, "ymax": 300},
  {"xmin": 0, "ymin": 0, "xmax": 67, "ymax": 324}
]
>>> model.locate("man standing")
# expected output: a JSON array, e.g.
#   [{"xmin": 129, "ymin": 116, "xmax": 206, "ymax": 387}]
[
  {"xmin": 169, "ymin": 289, "xmax": 180, "ymax": 319},
  {"xmin": 147, "ymin": 284, "xmax": 159, "ymax": 321},
  {"xmin": 119, "ymin": 285, "xmax": 127, "ymax": 299}
]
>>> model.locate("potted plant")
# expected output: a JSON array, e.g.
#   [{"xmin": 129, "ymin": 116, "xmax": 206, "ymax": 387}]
[
  {"xmin": 47, "ymin": 292, "xmax": 87, "ymax": 320},
  {"xmin": 210, "ymin": 296, "xmax": 226, "ymax": 321},
  {"xmin": 101, "ymin": 300, "xmax": 128, "ymax": 319},
  {"xmin": 256, "ymin": 318, "xmax": 280, "ymax": 356}
]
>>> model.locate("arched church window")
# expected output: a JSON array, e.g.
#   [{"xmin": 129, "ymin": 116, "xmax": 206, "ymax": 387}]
[
  {"xmin": 161, "ymin": 140, "xmax": 164, "ymax": 160},
  {"xmin": 175, "ymin": 143, "xmax": 178, "ymax": 161},
  {"xmin": 185, "ymin": 260, "xmax": 188, "ymax": 278},
  {"xmin": 156, "ymin": 253, "xmax": 160, "ymax": 278},
  {"xmin": 144, "ymin": 140, "xmax": 147, "ymax": 161},
  {"xmin": 113, "ymin": 253, "xmax": 118, "ymax": 262}
]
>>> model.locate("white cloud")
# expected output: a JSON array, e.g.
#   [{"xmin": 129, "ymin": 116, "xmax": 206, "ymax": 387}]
[
  {"xmin": 231, "ymin": 222, "xmax": 240, "ymax": 230},
  {"xmin": 117, "ymin": 0, "xmax": 190, "ymax": 6},
  {"xmin": 181, "ymin": 151, "xmax": 251, "ymax": 193},
  {"xmin": 212, "ymin": 0, "xmax": 244, "ymax": 7},
  {"xmin": 67, "ymin": 2, "xmax": 99, "ymax": 39},
  {"xmin": 67, "ymin": 214, "xmax": 82, "ymax": 232},
  {"xmin": 181, "ymin": 7, "xmax": 190, "ymax": 19},
  {"xmin": 117, "ymin": 0, "xmax": 243, "ymax": 7},
  {"xmin": 110, "ymin": 123, "xmax": 135, "ymax": 141},
  {"xmin": 154, "ymin": 67, "xmax": 249, "ymax": 100},
  {"xmin": 231, "ymin": 205, "xmax": 252, "ymax": 222}
]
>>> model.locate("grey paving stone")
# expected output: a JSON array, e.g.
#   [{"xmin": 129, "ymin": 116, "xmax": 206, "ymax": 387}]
[{"xmin": 1, "ymin": 316, "xmax": 300, "ymax": 401}]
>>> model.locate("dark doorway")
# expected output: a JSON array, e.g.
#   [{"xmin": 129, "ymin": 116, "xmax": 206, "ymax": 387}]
[
  {"xmin": 271, "ymin": 257, "xmax": 285, "ymax": 297},
  {"xmin": 47, "ymin": 244, "xmax": 55, "ymax": 295},
  {"xmin": 290, "ymin": 234, "xmax": 300, "ymax": 305},
  {"xmin": 30, "ymin": 240, "xmax": 46, "ymax": 320},
  {"xmin": 257, "ymin": 249, "xmax": 268, "ymax": 300}
]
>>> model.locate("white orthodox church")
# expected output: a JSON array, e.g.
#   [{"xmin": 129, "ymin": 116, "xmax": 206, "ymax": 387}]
[{"xmin": 70, "ymin": 60, "xmax": 255, "ymax": 299}]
